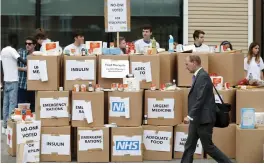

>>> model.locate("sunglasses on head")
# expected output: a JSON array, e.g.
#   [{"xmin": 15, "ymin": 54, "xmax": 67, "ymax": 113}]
[{"xmin": 25, "ymin": 42, "xmax": 33, "ymax": 45}]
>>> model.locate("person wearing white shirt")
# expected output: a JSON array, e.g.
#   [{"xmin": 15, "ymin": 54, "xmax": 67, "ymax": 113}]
[
  {"xmin": 1, "ymin": 33, "xmax": 27, "ymax": 134},
  {"xmin": 63, "ymin": 30, "xmax": 85, "ymax": 56},
  {"xmin": 193, "ymin": 30, "xmax": 210, "ymax": 52},
  {"xmin": 134, "ymin": 24, "xmax": 160, "ymax": 54},
  {"xmin": 244, "ymin": 42, "xmax": 264, "ymax": 81},
  {"xmin": 35, "ymin": 28, "xmax": 51, "ymax": 52}
]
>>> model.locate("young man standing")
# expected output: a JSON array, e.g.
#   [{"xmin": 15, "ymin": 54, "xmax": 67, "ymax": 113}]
[
  {"xmin": 134, "ymin": 24, "xmax": 160, "ymax": 54},
  {"xmin": 193, "ymin": 30, "xmax": 210, "ymax": 52},
  {"xmin": 1, "ymin": 33, "xmax": 27, "ymax": 134},
  {"xmin": 17, "ymin": 36, "xmax": 36, "ymax": 112},
  {"xmin": 63, "ymin": 30, "xmax": 85, "ymax": 56}
]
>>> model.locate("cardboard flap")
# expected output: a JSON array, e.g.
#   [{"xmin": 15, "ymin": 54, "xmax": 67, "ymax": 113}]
[{"xmin": 86, "ymin": 148, "xmax": 103, "ymax": 152}]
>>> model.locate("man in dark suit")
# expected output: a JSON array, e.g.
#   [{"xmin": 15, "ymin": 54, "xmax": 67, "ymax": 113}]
[{"xmin": 181, "ymin": 55, "xmax": 231, "ymax": 163}]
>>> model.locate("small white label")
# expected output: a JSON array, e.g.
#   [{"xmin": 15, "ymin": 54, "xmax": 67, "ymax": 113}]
[
  {"xmin": 109, "ymin": 97, "xmax": 130, "ymax": 118},
  {"xmin": 40, "ymin": 97, "xmax": 69, "ymax": 118},
  {"xmin": 16, "ymin": 121, "xmax": 41, "ymax": 144},
  {"xmin": 23, "ymin": 141, "xmax": 40, "ymax": 163},
  {"xmin": 78, "ymin": 130, "xmax": 104, "ymax": 151},
  {"xmin": 214, "ymin": 94, "xmax": 223, "ymax": 104},
  {"xmin": 101, "ymin": 59, "xmax": 129, "ymax": 78},
  {"xmin": 6, "ymin": 126, "xmax": 13, "ymax": 148},
  {"xmin": 148, "ymin": 98, "xmax": 175, "ymax": 119},
  {"xmin": 112, "ymin": 135, "xmax": 142, "ymax": 156},
  {"xmin": 143, "ymin": 130, "xmax": 172, "ymax": 152},
  {"xmin": 41, "ymin": 134, "xmax": 70, "ymax": 155},
  {"xmin": 131, "ymin": 62, "xmax": 152, "ymax": 82},
  {"xmin": 72, "ymin": 100, "xmax": 93, "ymax": 124},
  {"xmin": 28, "ymin": 60, "xmax": 41, "ymax": 80}
]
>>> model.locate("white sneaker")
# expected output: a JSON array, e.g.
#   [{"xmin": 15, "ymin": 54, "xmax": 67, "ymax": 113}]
[{"xmin": 2, "ymin": 127, "xmax": 6, "ymax": 135}]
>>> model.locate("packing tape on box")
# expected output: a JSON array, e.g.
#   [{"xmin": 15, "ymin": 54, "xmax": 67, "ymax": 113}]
[{"xmin": 104, "ymin": 123, "xmax": 117, "ymax": 128}]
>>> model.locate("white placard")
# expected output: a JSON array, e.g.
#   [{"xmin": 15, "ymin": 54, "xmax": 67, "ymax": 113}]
[
  {"xmin": 78, "ymin": 130, "xmax": 104, "ymax": 151},
  {"xmin": 143, "ymin": 130, "xmax": 172, "ymax": 152},
  {"xmin": 6, "ymin": 126, "xmax": 13, "ymax": 148},
  {"xmin": 40, "ymin": 97, "xmax": 69, "ymax": 118},
  {"xmin": 72, "ymin": 100, "xmax": 93, "ymax": 123},
  {"xmin": 16, "ymin": 121, "xmax": 41, "ymax": 144},
  {"xmin": 106, "ymin": 0, "xmax": 128, "ymax": 32},
  {"xmin": 101, "ymin": 59, "xmax": 129, "ymax": 78},
  {"xmin": 41, "ymin": 134, "xmax": 70, "ymax": 155},
  {"xmin": 214, "ymin": 94, "xmax": 223, "ymax": 104},
  {"xmin": 174, "ymin": 132, "xmax": 202, "ymax": 155},
  {"xmin": 28, "ymin": 60, "xmax": 41, "ymax": 80},
  {"xmin": 148, "ymin": 98, "xmax": 175, "ymax": 119},
  {"xmin": 66, "ymin": 60, "xmax": 95, "ymax": 80},
  {"xmin": 23, "ymin": 141, "xmax": 40, "ymax": 163},
  {"xmin": 131, "ymin": 62, "xmax": 152, "ymax": 82},
  {"xmin": 112, "ymin": 135, "xmax": 142, "ymax": 156},
  {"xmin": 109, "ymin": 97, "xmax": 130, "ymax": 118},
  {"xmin": 39, "ymin": 60, "xmax": 48, "ymax": 82}
]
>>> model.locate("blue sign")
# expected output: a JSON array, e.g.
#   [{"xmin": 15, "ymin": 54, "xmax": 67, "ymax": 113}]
[
  {"xmin": 112, "ymin": 102, "xmax": 125, "ymax": 112},
  {"xmin": 241, "ymin": 108, "xmax": 255, "ymax": 129},
  {"xmin": 116, "ymin": 141, "xmax": 139, "ymax": 150}
]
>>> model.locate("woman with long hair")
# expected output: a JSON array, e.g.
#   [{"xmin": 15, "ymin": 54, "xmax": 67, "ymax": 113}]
[{"xmin": 244, "ymin": 42, "xmax": 264, "ymax": 80}]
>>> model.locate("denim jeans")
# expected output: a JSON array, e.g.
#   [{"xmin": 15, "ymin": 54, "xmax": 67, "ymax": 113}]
[{"xmin": 3, "ymin": 82, "xmax": 18, "ymax": 128}]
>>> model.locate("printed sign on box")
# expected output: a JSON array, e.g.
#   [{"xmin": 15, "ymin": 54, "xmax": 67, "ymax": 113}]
[
  {"xmin": 131, "ymin": 62, "xmax": 152, "ymax": 82},
  {"xmin": 66, "ymin": 60, "xmax": 95, "ymax": 80},
  {"xmin": 113, "ymin": 135, "xmax": 142, "ymax": 156},
  {"xmin": 101, "ymin": 59, "xmax": 129, "ymax": 78},
  {"xmin": 41, "ymin": 134, "xmax": 71, "ymax": 155},
  {"xmin": 72, "ymin": 100, "xmax": 93, "ymax": 124},
  {"xmin": 28, "ymin": 60, "xmax": 48, "ymax": 82},
  {"xmin": 40, "ymin": 97, "xmax": 69, "ymax": 118},
  {"xmin": 78, "ymin": 130, "xmax": 104, "ymax": 151},
  {"xmin": 174, "ymin": 132, "xmax": 202, "ymax": 154},
  {"xmin": 22, "ymin": 141, "xmax": 40, "ymax": 163},
  {"xmin": 109, "ymin": 97, "xmax": 130, "ymax": 118},
  {"xmin": 16, "ymin": 121, "xmax": 41, "ymax": 145},
  {"xmin": 143, "ymin": 130, "xmax": 172, "ymax": 152},
  {"xmin": 148, "ymin": 98, "xmax": 175, "ymax": 119}
]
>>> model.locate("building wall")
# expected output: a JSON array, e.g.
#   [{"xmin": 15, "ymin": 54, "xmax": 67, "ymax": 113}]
[{"xmin": 184, "ymin": 0, "xmax": 253, "ymax": 54}]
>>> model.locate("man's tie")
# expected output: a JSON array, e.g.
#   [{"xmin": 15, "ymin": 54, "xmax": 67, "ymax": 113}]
[{"xmin": 192, "ymin": 75, "xmax": 196, "ymax": 85}]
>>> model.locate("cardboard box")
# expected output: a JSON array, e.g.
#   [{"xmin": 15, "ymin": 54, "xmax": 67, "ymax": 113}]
[
  {"xmin": 72, "ymin": 91, "xmax": 104, "ymax": 127},
  {"xmin": 142, "ymin": 125, "xmax": 173, "ymax": 161},
  {"xmin": 176, "ymin": 53, "xmax": 209, "ymax": 87},
  {"xmin": 208, "ymin": 52, "xmax": 244, "ymax": 87},
  {"xmin": 108, "ymin": 90, "xmax": 143, "ymax": 127},
  {"xmin": 7, "ymin": 120, "xmax": 16, "ymax": 157},
  {"xmin": 214, "ymin": 89, "xmax": 236, "ymax": 123},
  {"xmin": 145, "ymin": 90, "xmax": 183, "ymax": 126},
  {"xmin": 159, "ymin": 52, "xmax": 176, "ymax": 85},
  {"xmin": 17, "ymin": 141, "xmax": 40, "ymax": 163},
  {"xmin": 236, "ymin": 89, "xmax": 264, "ymax": 124},
  {"xmin": 236, "ymin": 126, "xmax": 264, "ymax": 163},
  {"xmin": 98, "ymin": 55, "xmax": 129, "ymax": 89},
  {"xmin": 27, "ymin": 55, "xmax": 61, "ymax": 91},
  {"xmin": 63, "ymin": 55, "xmax": 97, "ymax": 91},
  {"xmin": 35, "ymin": 91, "xmax": 70, "ymax": 127},
  {"xmin": 208, "ymin": 124, "xmax": 236, "ymax": 159},
  {"xmin": 130, "ymin": 54, "xmax": 160, "ymax": 89},
  {"xmin": 173, "ymin": 124, "xmax": 203, "ymax": 159},
  {"xmin": 41, "ymin": 126, "xmax": 71, "ymax": 162},
  {"xmin": 111, "ymin": 127, "xmax": 143, "ymax": 162},
  {"xmin": 77, "ymin": 127, "xmax": 109, "ymax": 162},
  {"xmin": 181, "ymin": 87, "xmax": 191, "ymax": 121}
]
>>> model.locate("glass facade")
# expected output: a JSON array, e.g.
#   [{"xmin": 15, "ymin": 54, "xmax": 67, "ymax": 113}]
[{"xmin": 1, "ymin": 0, "xmax": 183, "ymax": 49}]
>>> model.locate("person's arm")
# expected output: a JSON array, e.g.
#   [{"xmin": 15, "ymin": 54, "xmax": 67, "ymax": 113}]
[
  {"xmin": 261, "ymin": 71, "xmax": 264, "ymax": 80},
  {"xmin": 244, "ymin": 58, "xmax": 248, "ymax": 78},
  {"xmin": 17, "ymin": 57, "xmax": 27, "ymax": 65},
  {"xmin": 188, "ymin": 75, "xmax": 209, "ymax": 121},
  {"xmin": 259, "ymin": 58, "xmax": 264, "ymax": 80},
  {"xmin": 18, "ymin": 67, "xmax": 27, "ymax": 72},
  {"xmin": 11, "ymin": 49, "xmax": 27, "ymax": 65}
]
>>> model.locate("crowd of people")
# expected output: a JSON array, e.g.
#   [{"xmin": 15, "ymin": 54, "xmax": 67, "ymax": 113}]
[{"xmin": 0, "ymin": 24, "xmax": 263, "ymax": 136}]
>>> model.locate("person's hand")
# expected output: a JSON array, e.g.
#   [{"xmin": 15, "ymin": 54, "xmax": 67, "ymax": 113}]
[{"xmin": 184, "ymin": 117, "xmax": 190, "ymax": 124}]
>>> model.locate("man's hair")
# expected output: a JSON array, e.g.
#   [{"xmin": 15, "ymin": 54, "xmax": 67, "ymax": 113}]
[
  {"xmin": 193, "ymin": 30, "xmax": 205, "ymax": 40},
  {"xmin": 189, "ymin": 54, "xmax": 201, "ymax": 65},
  {"xmin": 72, "ymin": 30, "xmax": 84, "ymax": 38},
  {"xmin": 142, "ymin": 24, "xmax": 152, "ymax": 32},
  {"xmin": 25, "ymin": 36, "xmax": 37, "ymax": 45}
]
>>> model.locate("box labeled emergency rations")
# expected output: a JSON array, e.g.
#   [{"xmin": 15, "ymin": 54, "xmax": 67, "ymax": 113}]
[
  {"xmin": 63, "ymin": 55, "xmax": 96, "ymax": 91},
  {"xmin": 108, "ymin": 90, "xmax": 143, "ymax": 127},
  {"xmin": 7, "ymin": 119, "xmax": 16, "ymax": 156},
  {"xmin": 35, "ymin": 91, "xmax": 70, "ymax": 127},
  {"xmin": 236, "ymin": 126, "xmax": 264, "ymax": 163},
  {"xmin": 72, "ymin": 91, "xmax": 104, "ymax": 127},
  {"xmin": 130, "ymin": 54, "xmax": 160, "ymax": 89},
  {"xmin": 208, "ymin": 51, "xmax": 244, "ymax": 87},
  {"xmin": 208, "ymin": 124, "xmax": 236, "ymax": 159},
  {"xmin": 41, "ymin": 126, "xmax": 71, "ymax": 162},
  {"xmin": 143, "ymin": 125, "xmax": 173, "ymax": 161},
  {"xmin": 27, "ymin": 55, "xmax": 61, "ymax": 91},
  {"xmin": 145, "ymin": 90, "xmax": 183, "ymax": 126},
  {"xmin": 158, "ymin": 52, "xmax": 176, "ymax": 85},
  {"xmin": 236, "ymin": 89, "xmax": 264, "ymax": 124},
  {"xmin": 98, "ymin": 55, "xmax": 129, "ymax": 89},
  {"xmin": 111, "ymin": 127, "xmax": 143, "ymax": 162},
  {"xmin": 174, "ymin": 124, "xmax": 203, "ymax": 159},
  {"xmin": 16, "ymin": 121, "xmax": 41, "ymax": 163},
  {"xmin": 176, "ymin": 53, "xmax": 209, "ymax": 87},
  {"xmin": 77, "ymin": 127, "xmax": 109, "ymax": 162}
]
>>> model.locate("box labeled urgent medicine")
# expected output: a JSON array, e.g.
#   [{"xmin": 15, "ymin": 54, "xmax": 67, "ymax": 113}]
[{"xmin": 111, "ymin": 127, "xmax": 143, "ymax": 162}]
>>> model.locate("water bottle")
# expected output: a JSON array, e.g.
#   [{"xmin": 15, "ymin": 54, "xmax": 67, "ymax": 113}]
[{"xmin": 169, "ymin": 35, "xmax": 174, "ymax": 52}]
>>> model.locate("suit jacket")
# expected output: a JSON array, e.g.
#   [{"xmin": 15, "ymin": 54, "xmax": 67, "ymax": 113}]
[{"xmin": 188, "ymin": 68, "xmax": 216, "ymax": 124}]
